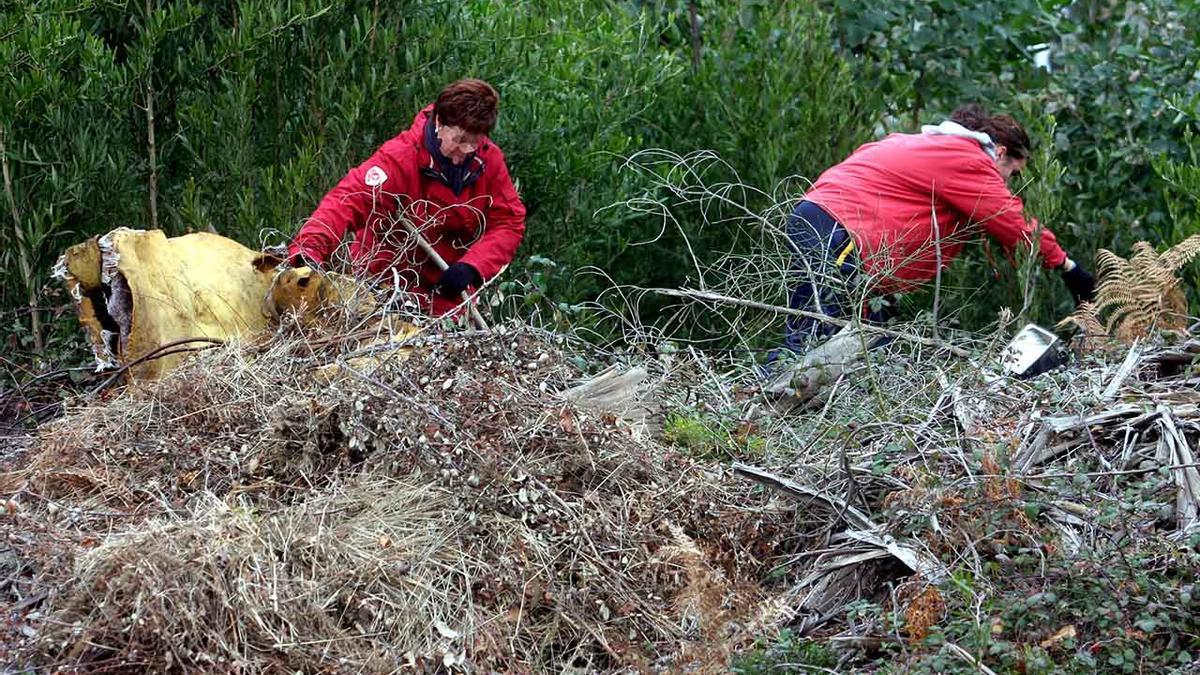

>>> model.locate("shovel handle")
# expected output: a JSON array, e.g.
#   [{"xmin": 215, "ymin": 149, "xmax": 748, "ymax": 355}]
[{"xmin": 397, "ymin": 219, "xmax": 489, "ymax": 331}]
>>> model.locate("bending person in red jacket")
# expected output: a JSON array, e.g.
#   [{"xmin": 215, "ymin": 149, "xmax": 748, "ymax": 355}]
[
  {"xmin": 783, "ymin": 103, "xmax": 1095, "ymax": 351},
  {"xmin": 288, "ymin": 78, "xmax": 526, "ymax": 317}
]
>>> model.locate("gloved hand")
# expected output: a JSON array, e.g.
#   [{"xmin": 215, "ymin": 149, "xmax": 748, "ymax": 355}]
[
  {"xmin": 1060, "ymin": 259, "xmax": 1096, "ymax": 306},
  {"xmin": 436, "ymin": 262, "xmax": 481, "ymax": 298}
]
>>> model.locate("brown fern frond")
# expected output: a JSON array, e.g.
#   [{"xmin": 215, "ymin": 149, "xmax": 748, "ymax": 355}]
[
  {"xmin": 1159, "ymin": 234, "xmax": 1200, "ymax": 272},
  {"xmin": 1058, "ymin": 301, "xmax": 1118, "ymax": 353},
  {"xmin": 1095, "ymin": 248, "xmax": 1131, "ymax": 279},
  {"xmin": 1129, "ymin": 241, "xmax": 1160, "ymax": 266},
  {"xmin": 1066, "ymin": 236, "xmax": 1199, "ymax": 345},
  {"xmin": 1057, "ymin": 301, "xmax": 1105, "ymax": 336}
]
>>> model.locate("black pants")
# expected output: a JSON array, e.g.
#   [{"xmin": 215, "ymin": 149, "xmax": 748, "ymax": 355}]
[{"xmin": 783, "ymin": 201, "xmax": 894, "ymax": 352}]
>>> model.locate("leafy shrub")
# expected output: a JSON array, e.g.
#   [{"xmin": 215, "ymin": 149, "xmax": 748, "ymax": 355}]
[
  {"xmin": 0, "ymin": 0, "xmax": 875, "ymax": 360},
  {"xmin": 824, "ymin": 0, "xmax": 1200, "ymax": 327},
  {"xmin": 662, "ymin": 407, "xmax": 766, "ymax": 461},
  {"xmin": 731, "ymin": 629, "xmax": 839, "ymax": 673}
]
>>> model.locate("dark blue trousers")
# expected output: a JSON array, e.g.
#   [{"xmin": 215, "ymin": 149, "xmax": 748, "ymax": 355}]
[{"xmin": 782, "ymin": 201, "xmax": 893, "ymax": 353}]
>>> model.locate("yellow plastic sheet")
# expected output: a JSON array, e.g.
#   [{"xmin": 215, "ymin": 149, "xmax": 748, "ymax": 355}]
[{"xmin": 57, "ymin": 228, "xmax": 278, "ymax": 379}]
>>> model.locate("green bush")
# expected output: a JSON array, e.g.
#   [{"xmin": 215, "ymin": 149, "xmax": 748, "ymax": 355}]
[
  {"xmin": 731, "ymin": 629, "xmax": 839, "ymax": 673},
  {"xmin": 662, "ymin": 407, "xmax": 766, "ymax": 460},
  {"xmin": 0, "ymin": 1, "xmax": 141, "ymax": 362},
  {"xmin": 0, "ymin": 0, "xmax": 875, "ymax": 363},
  {"xmin": 6, "ymin": 0, "xmax": 1199, "ymax": 364},
  {"xmin": 824, "ymin": 0, "xmax": 1200, "ymax": 327}
]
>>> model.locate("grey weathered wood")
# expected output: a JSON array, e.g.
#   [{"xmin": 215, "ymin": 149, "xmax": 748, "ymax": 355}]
[
  {"xmin": 1102, "ymin": 341, "xmax": 1143, "ymax": 401},
  {"xmin": 1159, "ymin": 407, "xmax": 1200, "ymax": 532},
  {"xmin": 731, "ymin": 463, "xmax": 947, "ymax": 582},
  {"xmin": 763, "ymin": 325, "xmax": 868, "ymax": 401},
  {"xmin": 560, "ymin": 365, "xmax": 651, "ymax": 422}
]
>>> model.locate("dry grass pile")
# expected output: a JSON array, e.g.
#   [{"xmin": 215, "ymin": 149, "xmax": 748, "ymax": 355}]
[
  {"xmin": 8, "ymin": 314, "xmax": 1200, "ymax": 673},
  {"xmin": 2, "ymin": 323, "xmax": 818, "ymax": 672}
]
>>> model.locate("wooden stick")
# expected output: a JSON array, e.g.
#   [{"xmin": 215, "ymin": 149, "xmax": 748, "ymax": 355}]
[
  {"xmin": 395, "ymin": 218, "xmax": 489, "ymax": 331},
  {"xmin": 650, "ymin": 287, "xmax": 972, "ymax": 358},
  {"xmin": 144, "ymin": 0, "xmax": 159, "ymax": 232}
]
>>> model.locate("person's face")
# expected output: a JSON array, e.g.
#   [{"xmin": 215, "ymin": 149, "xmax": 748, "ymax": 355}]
[
  {"xmin": 995, "ymin": 145, "xmax": 1028, "ymax": 181},
  {"xmin": 435, "ymin": 118, "xmax": 481, "ymax": 165}
]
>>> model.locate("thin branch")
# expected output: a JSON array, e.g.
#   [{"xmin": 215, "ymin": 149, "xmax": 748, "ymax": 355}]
[
  {"xmin": 144, "ymin": 0, "xmax": 160, "ymax": 232},
  {"xmin": 931, "ymin": 192, "xmax": 942, "ymax": 336},
  {"xmin": 89, "ymin": 337, "xmax": 225, "ymax": 394},
  {"xmin": 650, "ymin": 287, "xmax": 973, "ymax": 357}
]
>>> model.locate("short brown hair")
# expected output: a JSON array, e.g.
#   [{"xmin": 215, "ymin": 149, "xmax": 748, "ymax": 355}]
[
  {"xmin": 950, "ymin": 103, "xmax": 1032, "ymax": 160},
  {"xmin": 434, "ymin": 78, "xmax": 500, "ymax": 135}
]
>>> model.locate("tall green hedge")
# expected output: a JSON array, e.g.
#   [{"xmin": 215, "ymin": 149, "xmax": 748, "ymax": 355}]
[
  {"xmin": 7, "ymin": 0, "xmax": 1197, "ymax": 365},
  {"xmin": 823, "ymin": 0, "xmax": 1200, "ymax": 326},
  {"xmin": 0, "ymin": 0, "xmax": 872, "ymax": 361}
]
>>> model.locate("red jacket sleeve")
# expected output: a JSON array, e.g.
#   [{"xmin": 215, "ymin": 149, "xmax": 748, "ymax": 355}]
[
  {"xmin": 458, "ymin": 153, "xmax": 526, "ymax": 281},
  {"xmin": 289, "ymin": 145, "xmax": 404, "ymax": 266},
  {"xmin": 939, "ymin": 156, "xmax": 1068, "ymax": 269}
]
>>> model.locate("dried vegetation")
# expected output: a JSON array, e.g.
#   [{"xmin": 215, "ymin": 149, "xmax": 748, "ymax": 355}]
[
  {"xmin": 2, "ymin": 320, "xmax": 824, "ymax": 672},
  {"xmin": 4, "ymin": 234, "xmax": 1200, "ymax": 673}
]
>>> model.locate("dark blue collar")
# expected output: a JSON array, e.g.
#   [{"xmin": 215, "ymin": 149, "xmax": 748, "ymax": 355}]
[{"xmin": 422, "ymin": 113, "xmax": 484, "ymax": 195}]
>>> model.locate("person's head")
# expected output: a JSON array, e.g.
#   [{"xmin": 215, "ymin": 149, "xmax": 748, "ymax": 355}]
[
  {"xmin": 950, "ymin": 103, "xmax": 1031, "ymax": 180},
  {"xmin": 432, "ymin": 78, "xmax": 500, "ymax": 165}
]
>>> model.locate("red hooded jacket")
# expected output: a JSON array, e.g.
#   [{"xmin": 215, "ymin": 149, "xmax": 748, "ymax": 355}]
[
  {"xmin": 804, "ymin": 132, "xmax": 1067, "ymax": 294},
  {"xmin": 289, "ymin": 104, "xmax": 526, "ymax": 315}
]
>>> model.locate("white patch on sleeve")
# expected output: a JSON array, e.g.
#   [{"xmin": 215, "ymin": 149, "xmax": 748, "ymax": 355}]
[{"xmin": 364, "ymin": 165, "xmax": 388, "ymax": 187}]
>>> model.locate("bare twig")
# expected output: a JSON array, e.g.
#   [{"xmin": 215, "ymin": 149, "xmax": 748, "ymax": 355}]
[
  {"xmin": 89, "ymin": 337, "xmax": 225, "ymax": 394},
  {"xmin": 651, "ymin": 287, "xmax": 972, "ymax": 357}
]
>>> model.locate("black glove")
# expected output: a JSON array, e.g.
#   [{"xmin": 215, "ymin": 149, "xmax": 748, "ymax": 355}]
[
  {"xmin": 1061, "ymin": 262, "xmax": 1096, "ymax": 306},
  {"xmin": 436, "ymin": 262, "xmax": 481, "ymax": 298}
]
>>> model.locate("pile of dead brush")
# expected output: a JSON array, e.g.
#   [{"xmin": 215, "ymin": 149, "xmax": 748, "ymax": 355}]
[
  {"xmin": 6, "ymin": 310, "xmax": 1200, "ymax": 673},
  {"xmin": 1, "ymin": 322, "xmax": 840, "ymax": 673},
  {"xmin": 717, "ymin": 329, "xmax": 1200, "ymax": 672}
]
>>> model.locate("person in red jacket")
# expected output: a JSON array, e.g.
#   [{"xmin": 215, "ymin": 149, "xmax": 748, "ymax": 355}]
[
  {"xmin": 782, "ymin": 103, "xmax": 1095, "ymax": 351},
  {"xmin": 288, "ymin": 78, "xmax": 526, "ymax": 316}
]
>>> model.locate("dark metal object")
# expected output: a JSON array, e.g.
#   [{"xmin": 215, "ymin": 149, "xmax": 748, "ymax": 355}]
[{"xmin": 1002, "ymin": 324, "xmax": 1065, "ymax": 379}]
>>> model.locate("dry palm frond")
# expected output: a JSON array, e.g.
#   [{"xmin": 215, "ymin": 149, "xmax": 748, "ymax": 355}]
[{"xmin": 1058, "ymin": 235, "xmax": 1200, "ymax": 344}]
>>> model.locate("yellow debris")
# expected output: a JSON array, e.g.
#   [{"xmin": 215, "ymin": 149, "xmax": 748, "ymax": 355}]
[
  {"xmin": 58, "ymin": 228, "xmax": 279, "ymax": 380},
  {"xmin": 58, "ymin": 228, "xmax": 420, "ymax": 382}
]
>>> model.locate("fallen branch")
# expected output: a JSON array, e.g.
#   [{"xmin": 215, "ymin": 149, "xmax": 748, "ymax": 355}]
[
  {"xmin": 732, "ymin": 462, "xmax": 873, "ymax": 530},
  {"xmin": 946, "ymin": 642, "xmax": 1000, "ymax": 675},
  {"xmin": 650, "ymin": 287, "xmax": 972, "ymax": 358},
  {"xmin": 763, "ymin": 325, "xmax": 867, "ymax": 400},
  {"xmin": 89, "ymin": 337, "xmax": 225, "ymax": 394}
]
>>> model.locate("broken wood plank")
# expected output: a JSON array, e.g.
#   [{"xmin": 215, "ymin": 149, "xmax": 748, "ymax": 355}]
[
  {"xmin": 1158, "ymin": 407, "xmax": 1200, "ymax": 532},
  {"xmin": 1102, "ymin": 341, "xmax": 1143, "ymax": 401},
  {"xmin": 763, "ymin": 325, "xmax": 868, "ymax": 401},
  {"xmin": 559, "ymin": 365, "xmax": 651, "ymax": 422}
]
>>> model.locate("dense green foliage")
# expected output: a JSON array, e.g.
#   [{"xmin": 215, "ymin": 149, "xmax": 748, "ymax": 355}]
[
  {"xmin": 0, "ymin": 0, "xmax": 871, "ymax": 363},
  {"xmin": 2, "ymin": 0, "xmax": 1199, "ymax": 358},
  {"xmin": 826, "ymin": 0, "xmax": 1200, "ymax": 326}
]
